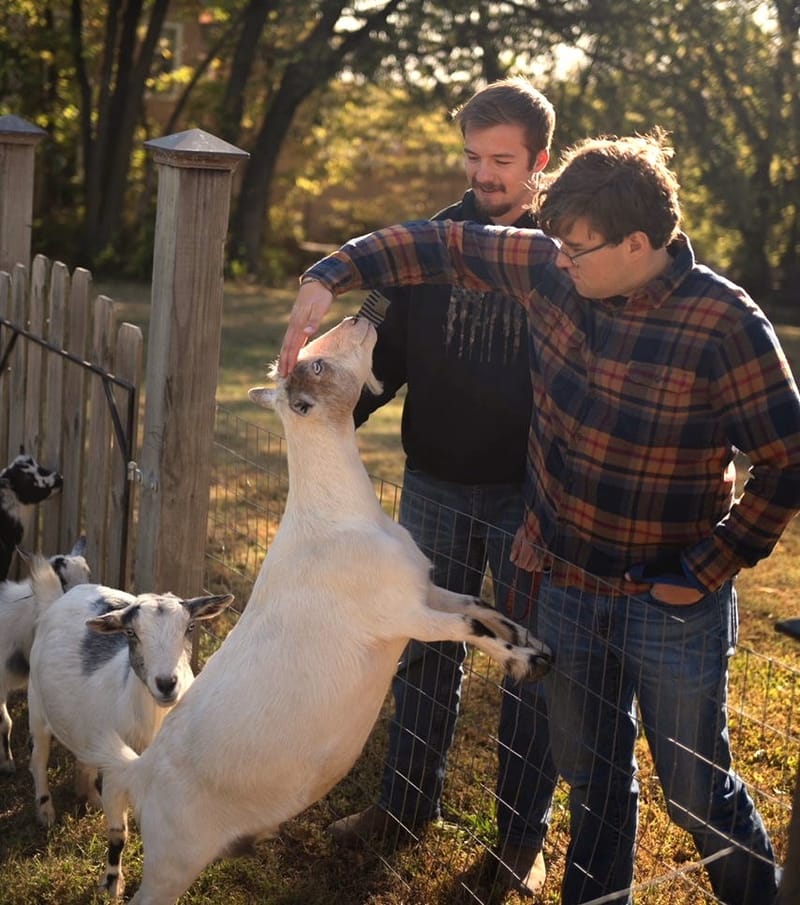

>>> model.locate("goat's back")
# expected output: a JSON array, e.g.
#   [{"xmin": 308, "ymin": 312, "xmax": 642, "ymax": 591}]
[
  {"xmin": 0, "ymin": 582, "xmax": 39, "ymax": 693},
  {"xmin": 28, "ymin": 586, "xmax": 153, "ymax": 757}
]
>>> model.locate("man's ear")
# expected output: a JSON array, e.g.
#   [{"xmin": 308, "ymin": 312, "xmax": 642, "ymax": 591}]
[
  {"xmin": 532, "ymin": 149, "xmax": 549, "ymax": 174},
  {"xmin": 626, "ymin": 230, "xmax": 653, "ymax": 257}
]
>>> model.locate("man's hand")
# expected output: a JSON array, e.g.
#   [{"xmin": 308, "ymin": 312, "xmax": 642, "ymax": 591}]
[
  {"xmin": 279, "ymin": 280, "xmax": 335, "ymax": 375},
  {"xmin": 510, "ymin": 524, "xmax": 538, "ymax": 572},
  {"xmin": 625, "ymin": 553, "xmax": 705, "ymax": 606},
  {"xmin": 643, "ymin": 583, "xmax": 704, "ymax": 605}
]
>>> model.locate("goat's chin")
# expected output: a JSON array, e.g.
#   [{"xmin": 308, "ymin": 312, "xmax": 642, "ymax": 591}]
[{"xmin": 154, "ymin": 694, "xmax": 179, "ymax": 708}]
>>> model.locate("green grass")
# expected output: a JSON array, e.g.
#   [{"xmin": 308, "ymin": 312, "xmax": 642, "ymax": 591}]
[{"xmin": 2, "ymin": 280, "xmax": 799, "ymax": 904}]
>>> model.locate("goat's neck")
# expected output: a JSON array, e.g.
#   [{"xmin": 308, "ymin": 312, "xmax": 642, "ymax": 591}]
[{"xmin": 283, "ymin": 423, "xmax": 381, "ymax": 521}]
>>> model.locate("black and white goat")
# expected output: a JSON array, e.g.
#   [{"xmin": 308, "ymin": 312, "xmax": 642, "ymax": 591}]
[
  {"xmin": 27, "ymin": 562, "xmax": 232, "ymax": 896},
  {"xmin": 0, "ymin": 537, "xmax": 89, "ymax": 774},
  {"xmin": 75, "ymin": 316, "xmax": 551, "ymax": 904},
  {"xmin": 0, "ymin": 450, "xmax": 63, "ymax": 580}
]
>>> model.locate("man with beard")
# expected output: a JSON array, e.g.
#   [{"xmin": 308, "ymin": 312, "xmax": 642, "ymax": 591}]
[{"xmin": 326, "ymin": 78, "xmax": 558, "ymax": 899}]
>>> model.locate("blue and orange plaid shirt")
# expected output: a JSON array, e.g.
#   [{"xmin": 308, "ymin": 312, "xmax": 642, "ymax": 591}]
[{"xmin": 303, "ymin": 221, "xmax": 800, "ymax": 592}]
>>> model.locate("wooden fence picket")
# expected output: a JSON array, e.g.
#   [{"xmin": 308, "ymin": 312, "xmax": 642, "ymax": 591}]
[
  {"xmin": 0, "ymin": 270, "xmax": 10, "ymax": 456},
  {"xmin": 110, "ymin": 322, "xmax": 143, "ymax": 588},
  {"xmin": 41, "ymin": 261, "xmax": 67, "ymax": 555},
  {"xmin": 0, "ymin": 257, "xmax": 142, "ymax": 586},
  {"xmin": 60, "ymin": 267, "xmax": 91, "ymax": 555},
  {"xmin": 84, "ymin": 294, "xmax": 114, "ymax": 582},
  {"xmin": 8, "ymin": 264, "xmax": 26, "ymax": 462}
]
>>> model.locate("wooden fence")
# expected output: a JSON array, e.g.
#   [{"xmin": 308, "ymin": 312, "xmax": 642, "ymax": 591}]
[
  {"xmin": 0, "ymin": 256, "xmax": 142, "ymax": 587},
  {"xmin": 0, "ymin": 115, "xmax": 248, "ymax": 595}
]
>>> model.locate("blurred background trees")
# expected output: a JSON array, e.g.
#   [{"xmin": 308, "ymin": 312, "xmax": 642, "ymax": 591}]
[{"xmin": 0, "ymin": 0, "xmax": 797, "ymax": 301}]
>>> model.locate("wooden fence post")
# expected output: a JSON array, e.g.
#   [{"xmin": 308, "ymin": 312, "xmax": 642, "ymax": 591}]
[
  {"xmin": 134, "ymin": 129, "xmax": 248, "ymax": 596},
  {"xmin": 0, "ymin": 115, "xmax": 46, "ymax": 274}
]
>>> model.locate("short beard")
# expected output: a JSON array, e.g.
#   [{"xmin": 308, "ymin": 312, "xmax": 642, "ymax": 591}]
[{"xmin": 473, "ymin": 192, "xmax": 513, "ymax": 221}]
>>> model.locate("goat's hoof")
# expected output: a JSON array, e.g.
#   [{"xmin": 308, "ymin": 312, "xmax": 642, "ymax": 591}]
[
  {"xmin": 36, "ymin": 801, "xmax": 56, "ymax": 827},
  {"xmin": 98, "ymin": 869, "xmax": 125, "ymax": 898}
]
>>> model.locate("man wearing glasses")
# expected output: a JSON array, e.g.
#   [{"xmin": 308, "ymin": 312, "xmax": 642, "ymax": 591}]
[{"xmin": 281, "ymin": 131, "xmax": 798, "ymax": 905}]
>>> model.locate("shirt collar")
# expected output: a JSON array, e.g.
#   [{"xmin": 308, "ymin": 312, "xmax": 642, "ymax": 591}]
[{"xmin": 621, "ymin": 232, "xmax": 695, "ymax": 311}]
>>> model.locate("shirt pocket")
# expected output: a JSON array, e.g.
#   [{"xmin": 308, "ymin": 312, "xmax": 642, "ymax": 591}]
[{"xmin": 625, "ymin": 363, "xmax": 695, "ymax": 396}]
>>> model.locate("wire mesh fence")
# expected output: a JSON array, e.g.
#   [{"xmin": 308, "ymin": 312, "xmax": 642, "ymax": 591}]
[{"xmin": 204, "ymin": 403, "xmax": 798, "ymax": 904}]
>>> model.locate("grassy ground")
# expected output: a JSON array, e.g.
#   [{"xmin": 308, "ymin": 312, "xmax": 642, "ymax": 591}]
[{"xmin": 1, "ymin": 280, "xmax": 799, "ymax": 904}]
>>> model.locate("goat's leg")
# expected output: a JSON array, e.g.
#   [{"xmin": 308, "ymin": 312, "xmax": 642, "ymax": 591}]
[
  {"xmin": 407, "ymin": 585, "xmax": 552, "ymax": 682},
  {"xmin": 128, "ymin": 824, "xmax": 222, "ymax": 905},
  {"xmin": 75, "ymin": 760, "xmax": 102, "ymax": 810},
  {"xmin": 28, "ymin": 709, "xmax": 56, "ymax": 826},
  {"xmin": 99, "ymin": 779, "xmax": 129, "ymax": 898},
  {"xmin": 0, "ymin": 699, "xmax": 15, "ymax": 774}
]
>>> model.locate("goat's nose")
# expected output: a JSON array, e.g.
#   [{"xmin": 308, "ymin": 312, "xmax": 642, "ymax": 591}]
[{"xmin": 155, "ymin": 675, "xmax": 178, "ymax": 696}]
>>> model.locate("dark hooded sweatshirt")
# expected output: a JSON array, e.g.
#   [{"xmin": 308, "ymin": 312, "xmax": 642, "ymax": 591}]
[{"xmin": 353, "ymin": 189, "xmax": 534, "ymax": 485}]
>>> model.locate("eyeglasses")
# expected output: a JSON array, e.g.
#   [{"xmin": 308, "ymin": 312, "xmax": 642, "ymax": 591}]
[{"xmin": 554, "ymin": 240, "xmax": 615, "ymax": 265}]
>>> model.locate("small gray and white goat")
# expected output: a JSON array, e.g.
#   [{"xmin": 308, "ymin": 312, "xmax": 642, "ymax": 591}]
[
  {"xmin": 27, "ymin": 561, "xmax": 232, "ymax": 896},
  {"xmin": 0, "ymin": 536, "xmax": 90, "ymax": 774},
  {"xmin": 73, "ymin": 315, "xmax": 551, "ymax": 904}
]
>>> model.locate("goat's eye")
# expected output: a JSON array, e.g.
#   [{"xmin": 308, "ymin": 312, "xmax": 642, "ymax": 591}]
[
  {"xmin": 312, "ymin": 359, "xmax": 324, "ymax": 375},
  {"xmin": 124, "ymin": 628, "xmax": 137, "ymax": 640},
  {"xmin": 186, "ymin": 621, "xmax": 196, "ymax": 636}
]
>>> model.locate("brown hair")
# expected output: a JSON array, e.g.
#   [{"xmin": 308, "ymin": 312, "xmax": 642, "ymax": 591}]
[
  {"xmin": 453, "ymin": 77, "xmax": 555, "ymax": 168},
  {"xmin": 536, "ymin": 129, "xmax": 682, "ymax": 248}
]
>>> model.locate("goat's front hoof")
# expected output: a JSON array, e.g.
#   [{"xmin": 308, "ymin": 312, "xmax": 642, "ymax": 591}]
[
  {"xmin": 36, "ymin": 798, "xmax": 56, "ymax": 827},
  {"xmin": 98, "ymin": 868, "xmax": 125, "ymax": 899}
]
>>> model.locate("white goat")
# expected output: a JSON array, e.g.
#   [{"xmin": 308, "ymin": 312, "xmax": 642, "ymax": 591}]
[
  {"xmin": 27, "ymin": 561, "xmax": 233, "ymax": 896},
  {"xmin": 0, "ymin": 537, "xmax": 90, "ymax": 774},
  {"xmin": 78, "ymin": 315, "xmax": 552, "ymax": 904}
]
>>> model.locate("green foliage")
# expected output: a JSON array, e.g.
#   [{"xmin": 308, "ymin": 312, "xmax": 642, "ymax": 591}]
[
  {"xmin": 0, "ymin": 0, "xmax": 796, "ymax": 292},
  {"xmin": 548, "ymin": 0, "xmax": 799, "ymax": 294},
  {"xmin": 278, "ymin": 80, "xmax": 465, "ymax": 243}
]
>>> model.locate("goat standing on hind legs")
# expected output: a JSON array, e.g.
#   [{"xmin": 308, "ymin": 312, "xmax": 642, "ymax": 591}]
[{"xmin": 84, "ymin": 316, "xmax": 551, "ymax": 905}]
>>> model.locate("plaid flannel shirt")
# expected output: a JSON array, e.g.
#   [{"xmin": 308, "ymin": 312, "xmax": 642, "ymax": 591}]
[{"xmin": 304, "ymin": 220, "xmax": 800, "ymax": 592}]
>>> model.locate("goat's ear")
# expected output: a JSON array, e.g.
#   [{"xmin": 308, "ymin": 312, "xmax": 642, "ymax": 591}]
[
  {"xmin": 16, "ymin": 545, "xmax": 32, "ymax": 563},
  {"xmin": 86, "ymin": 611, "xmax": 127, "ymax": 634},
  {"xmin": 183, "ymin": 593, "xmax": 234, "ymax": 621},
  {"xmin": 248, "ymin": 387, "xmax": 278, "ymax": 410},
  {"xmin": 70, "ymin": 535, "xmax": 87, "ymax": 556},
  {"xmin": 365, "ymin": 371, "xmax": 383, "ymax": 396}
]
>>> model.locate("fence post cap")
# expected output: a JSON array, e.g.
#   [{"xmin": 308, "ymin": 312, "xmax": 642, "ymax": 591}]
[
  {"xmin": 144, "ymin": 128, "xmax": 249, "ymax": 170},
  {"xmin": 0, "ymin": 115, "xmax": 47, "ymax": 144}
]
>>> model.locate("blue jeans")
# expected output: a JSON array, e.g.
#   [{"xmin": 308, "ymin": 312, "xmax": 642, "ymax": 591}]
[
  {"xmin": 378, "ymin": 466, "xmax": 557, "ymax": 850},
  {"xmin": 537, "ymin": 573, "xmax": 778, "ymax": 905}
]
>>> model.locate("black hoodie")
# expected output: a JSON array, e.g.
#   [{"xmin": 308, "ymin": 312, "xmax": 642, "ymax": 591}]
[{"xmin": 353, "ymin": 189, "xmax": 534, "ymax": 485}]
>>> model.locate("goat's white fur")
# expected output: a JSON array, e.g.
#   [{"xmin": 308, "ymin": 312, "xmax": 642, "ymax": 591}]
[
  {"xmin": 27, "ymin": 563, "xmax": 232, "ymax": 896},
  {"xmin": 0, "ymin": 538, "xmax": 89, "ymax": 774},
  {"xmin": 76, "ymin": 316, "xmax": 551, "ymax": 904}
]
